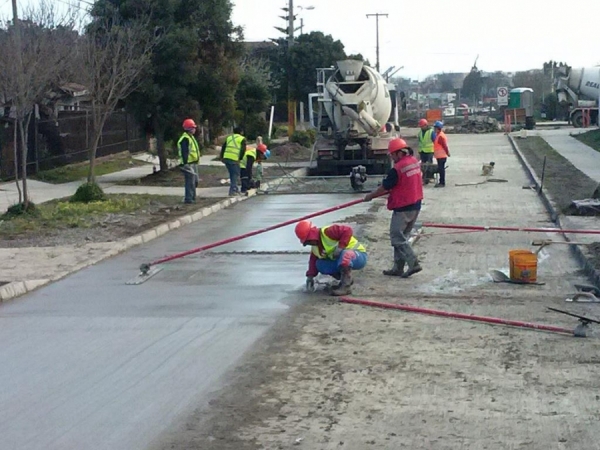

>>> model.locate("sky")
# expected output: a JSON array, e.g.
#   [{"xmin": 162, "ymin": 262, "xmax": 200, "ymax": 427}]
[
  {"xmin": 2, "ymin": 0, "xmax": 598, "ymax": 80},
  {"xmin": 231, "ymin": 0, "xmax": 600, "ymax": 80}
]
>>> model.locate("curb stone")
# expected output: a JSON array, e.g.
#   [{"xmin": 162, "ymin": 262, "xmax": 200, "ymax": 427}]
[
  {"xmin": 0, "ymin": 167, "xmax": 308, "ymax": 303},
  {"xmin": 508, "ymin": 134, "xmax": 600, "ymax": 290}
]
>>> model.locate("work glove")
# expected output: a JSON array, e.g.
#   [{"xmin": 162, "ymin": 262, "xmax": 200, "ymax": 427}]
[
  {"xmin": 332, "ymin": 247, "xmax": 343, "ymax": 258},
  {"xmin": 305, "ymin": 276, "xmax": 315, "ymax": 292}
]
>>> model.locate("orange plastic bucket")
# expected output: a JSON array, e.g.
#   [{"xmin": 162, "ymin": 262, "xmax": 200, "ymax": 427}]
[{"xmin": 509, "ymin": 250, "xmax": 538, "ymax": 283}]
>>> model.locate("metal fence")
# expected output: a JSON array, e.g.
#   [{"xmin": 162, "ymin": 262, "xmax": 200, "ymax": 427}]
[{"xmin": 0, "ymin": 110, "xmax": 146, "ymax": 180}]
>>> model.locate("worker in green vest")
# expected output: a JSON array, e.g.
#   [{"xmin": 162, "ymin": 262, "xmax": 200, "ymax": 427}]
[
  {"xmin": 220, "ymin": 126, "xmax": 246, "ymax": 196},
  {"xmin": 417, "ymin": 118, "xmax": 436, "ymax": 184},
  {"xmin": 240, "ymin": 144, "xmax": 257, "ymax": 194},
  {"xmin": 294, "ymin": 220, "xmax": 368, "ymax": 296},
  {"xmin": 178, "ymin": 118, "xmax": 201, "ymax": 204}
]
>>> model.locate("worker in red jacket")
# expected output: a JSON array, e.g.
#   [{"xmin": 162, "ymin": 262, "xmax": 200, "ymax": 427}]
[
  {"xmin": 364, "ymin": 137, "xmax": 423, "ymax": 278},
  {"xmin": 295, "ymin": 220, "xmax": 367, "ymax": 296}
]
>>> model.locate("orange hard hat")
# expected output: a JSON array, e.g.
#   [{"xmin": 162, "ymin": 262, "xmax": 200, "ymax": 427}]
[
  {"xmin": 418, "ymin": 118, "xmax": 428, "ymax": 127},
  {"xmin": 182, "ymin": 118, "xmax": 197, "ymax": 130},
  {"xmin": 257, "ymin": 144, "xmax": 267, "ymax": 153},
  {"xmin": 388, "ymin": 138, "xmax": 409, "ymax": 154},
  {"xmin": 295, "ymin": 220, "xmax": 312, "ymax": 243}
]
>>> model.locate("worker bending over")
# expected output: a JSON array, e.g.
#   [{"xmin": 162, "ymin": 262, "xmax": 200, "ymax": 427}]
[
  {"xmin": 364, "ymin": 137, "xmax": 423, "ymax": 278},
  {"xmin": 295, "ymin": 220, "xmax": 367, "ymax": 296}
]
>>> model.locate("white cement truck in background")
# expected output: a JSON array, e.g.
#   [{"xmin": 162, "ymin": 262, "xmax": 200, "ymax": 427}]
[
  {"xmin": 555, "ymin": 66, "xmax": 600, "ymax": 127},
  {"xmin": 308, "ymin": 60, "xmax": 399, "ymax": 175}
]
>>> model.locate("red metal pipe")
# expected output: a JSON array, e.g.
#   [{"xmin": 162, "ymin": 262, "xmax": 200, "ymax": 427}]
[
  {"xmin": 147, "ymin": 197, "xmax": 371, "ymax": 267},
  {"xmin": 422, "ymin": 222, "xmax": 600, "ymax": 235},
  {"xmin": 339, "ymin": 297, "xmax": 573, "ymax": 336}
]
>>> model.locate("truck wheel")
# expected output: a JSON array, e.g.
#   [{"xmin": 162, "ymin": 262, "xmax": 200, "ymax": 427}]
[{"xmin": 571, "ymin": 111, "xmax": 583, "ymax": 128}]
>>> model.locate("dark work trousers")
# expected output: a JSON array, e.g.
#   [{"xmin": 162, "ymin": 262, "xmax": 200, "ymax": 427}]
[
  {"xmin": 240, "ymin": 156, "xmax": 255, "ymax": 192},
  {"xmin": 420, "ymin": 152, "xmax": 433, "ymax": 164},
  {"xmin": 436, "ymin": 157, "xmax": 447, "ymax": 185}
]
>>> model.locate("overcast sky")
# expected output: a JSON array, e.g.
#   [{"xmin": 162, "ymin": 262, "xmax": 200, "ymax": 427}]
[
  {"xmin": 2, "ymin": 0, "xmax": 598, "ymax": 80},
  {"xmin": 232, "ymin": 0, "xmax": 600, "ymax": 80}
]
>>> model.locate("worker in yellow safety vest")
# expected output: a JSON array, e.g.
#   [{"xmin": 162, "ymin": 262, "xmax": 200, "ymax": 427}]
[
  {"xmin": 240, "ymin": 144, "xmax": 257, "ymax": 195},
  {"xmin": 294, "ymin": 220, "xmax": 368, "ymax": 296},
  {"xmin": 178, "ymin": 118, "xmax": 201, "ymax": 204},
  {"xmin": 417, "ymin": 118, "xmax": 436, "ymax": 184},
  {"xmin": 220, "ymin": 126, "xmax": 247, "ymax": 196}
]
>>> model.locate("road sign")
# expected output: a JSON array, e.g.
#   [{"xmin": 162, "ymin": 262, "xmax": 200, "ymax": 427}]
[{"xmin": 497, "ymin": 87, "xmax": 509, "ymax": 106}]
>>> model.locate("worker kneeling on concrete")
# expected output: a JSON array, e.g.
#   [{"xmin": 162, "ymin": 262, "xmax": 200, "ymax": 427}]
[{"xmin": 295, "ymin": 220, "xmax": 367, "ymax": 296}]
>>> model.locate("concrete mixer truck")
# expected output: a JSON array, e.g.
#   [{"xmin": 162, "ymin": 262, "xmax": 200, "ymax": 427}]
[
  {"xmin": 555, "ymin": 66, "xmax": 600, "ymax": 127},
  {"xmin": 308, "ymin": 60, "xmax": 399, "ymax": 175}
]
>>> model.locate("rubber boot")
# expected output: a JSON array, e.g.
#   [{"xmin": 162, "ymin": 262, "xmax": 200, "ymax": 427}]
[
  {"xmin": 331, "ymin": 268, "xmax": 353, "ymax": 296},
  {"xmin": 383, "ymin": 247, "xmax": 405, "ymax": 276},
  {"xmin": 397, "ymin": 243, "xmax": 422, "ymax": 278},
  {"xmin": 383, "ymin": 261, "xmax": 405, "ymax": 276}
]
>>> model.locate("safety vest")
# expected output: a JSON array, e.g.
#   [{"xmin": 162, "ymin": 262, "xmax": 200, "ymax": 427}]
[
  {"xmin": 177, "ymin": 132, "xmax": 200, "ymax": 164},
  {"xmin": 418, "ymin": 128, "xmax": 434, "ymax": 154},
  {"xmin": 311, "ymin": 226, "xmax": 366, "ymax": 259},
  {"xmin": 434, "ymin": 131, "xmax": 448, "ymax": 159},
  {"xmin": 223, "ymin": 134, "xmax": 244, "ymax": 161},
  {"xmin": 387, "ymin": 155, "xmax": 424, "ymax": 210},
  {"xmin": 240, "ymin": 147, "xmax": 257, "ymax": 169}
]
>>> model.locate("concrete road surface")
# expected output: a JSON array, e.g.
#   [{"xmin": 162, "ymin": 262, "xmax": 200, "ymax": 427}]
[{"xmin": 0, "ymin": 193, "xmax": 368, "ymax": 450}]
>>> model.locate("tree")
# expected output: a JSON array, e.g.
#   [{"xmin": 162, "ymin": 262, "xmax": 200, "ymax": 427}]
[
  {"xmin": 79, "ymin": 10, "xmax": 158, "ymax": 182},
  {"xmin": 235, "ymin": 57, "xmax": 274, "ymax": 138},
  {"xmin": 461, "ymin": 69, "xmax": 483, "ymax": 104},
  {"xmin": 0, "ymin": 1, "xmax": 78, "ymax": 210},
  {"xmin": 512, "ymin": 69, "xmax": 545, "ymax": 109},
  {"xmin": 92, "ymin": 0, "xmax": 242, "ymax": 172},
  {"xmin": 347, "ymin": 53, "xmax": 372, "ymax": 67}
]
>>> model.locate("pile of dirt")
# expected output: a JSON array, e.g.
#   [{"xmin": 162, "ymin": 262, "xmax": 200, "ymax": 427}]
[
  {"xmin": 449, "ymin": 116, "xmax": 500, "ymax": 134},
  {"xmin": 269, "ymin": 142, "xmax": 312, "ymax": 163}
]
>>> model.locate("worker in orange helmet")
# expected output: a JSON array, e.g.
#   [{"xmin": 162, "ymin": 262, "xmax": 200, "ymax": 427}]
[
  {"xmin": 178, "ymin": 118, "xmax": 201, "ymax": 204},
  {"xmin": 253, "ymin": 143, "xmax": 268, "ymax": 190},
  {"xmin": 294, "ymin": 220, "xmax": 368, "ymax": 296},
  {"xmin": 364, "ymin": 137, "xmax": 423, "ymax": 278}
]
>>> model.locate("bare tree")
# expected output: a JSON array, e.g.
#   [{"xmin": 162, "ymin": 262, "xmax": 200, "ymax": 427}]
[
  {"xmin": 0, "ymin": 0, "xmax": 79, "ymax": 209},
  {"xmin": 79, "ymin": 14, "xmax": 158, "ymax": 183}
]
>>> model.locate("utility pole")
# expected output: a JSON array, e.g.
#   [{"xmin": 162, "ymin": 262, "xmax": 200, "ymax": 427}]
[
  {"xmin": 366, "ymin": 13, "xmax": 388, "ymax": 73},
  {"xmin": 287, "ymin": 0, "xmax": 296, "ymax": 136}
]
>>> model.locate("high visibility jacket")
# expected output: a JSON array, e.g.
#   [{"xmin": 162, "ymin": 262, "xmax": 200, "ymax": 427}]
[
  {"xmin": 387, "ymin": 155, "xmax": 424, "ymax": 210},
  {"xmin": 223, "ymin": 134, "xmax": 244, "ymax": 161},
  {"xmin": 177, "ymin": 132, "xmax": 200, "ymax": 164},
  {"xmin": 418, "ymin": 128, "xmax": 434, "ymax": 154},
  {"xmin": 311, "ymin": 226, "xmax": 366, "ymax": 259},
  {"xmin": 240, "ymin": 147, "xmax": 257, "ymax": 169},
  {"xmin": 434, "ymin": 131, "xmax": 449, "ymax": 159}
]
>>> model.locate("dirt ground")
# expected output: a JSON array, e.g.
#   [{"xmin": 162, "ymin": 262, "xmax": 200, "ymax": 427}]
[
  {"xmin": 516, "ymin": 136, "xmax": 599, "ymax": 214},
  {"xmin": 153, "ymin": 204, "xmax": 600, "ymax": 450},
  {"xmin": 268, "ymin": 142, "xmax": 313, "ymax": 163},
  {"xmin": 150, "ymin": 133, "xmax": 600, "ymax": 450},
  {"xmin": 516, "ymin": 136, "xmax": 600, "ymax": 272},
  {"xmin": 0, "ymin": 197, "xmax": 218, "ymax": 248},
  {"xmin": 119, "ymin": 165, "xmax": 299, "ymax": 188}
]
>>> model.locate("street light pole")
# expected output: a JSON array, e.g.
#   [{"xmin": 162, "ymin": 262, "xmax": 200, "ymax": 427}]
[
  {"xmin": 366, "ymin": 13, "xmax": 388, "ymax": 73},
  {"xmin": 287, "ymin": 0, "xmax": 296, "ymax": 137}
]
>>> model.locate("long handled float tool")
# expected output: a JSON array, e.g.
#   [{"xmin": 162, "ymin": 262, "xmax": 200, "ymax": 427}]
[{"xmin": 126, "ymin": 197, "xmax": 373, "ymax": 285}]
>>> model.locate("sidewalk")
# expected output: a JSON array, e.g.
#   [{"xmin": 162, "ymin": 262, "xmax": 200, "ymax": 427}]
[{"xmin": 533, "ymin": 128, "xmax": 600, "ymax": 183}]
